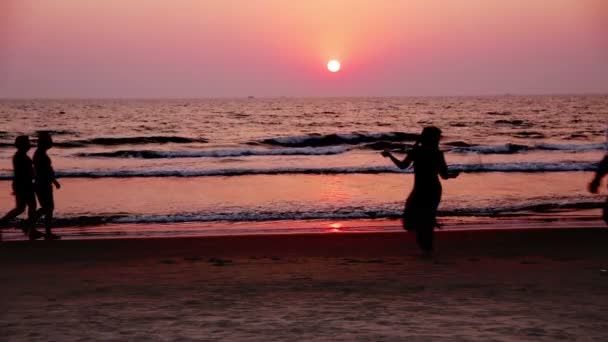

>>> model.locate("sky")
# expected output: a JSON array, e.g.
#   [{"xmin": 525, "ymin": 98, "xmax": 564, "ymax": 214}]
[{"xmin": 1, "ymin": 0, "xmax": 607, "ymax": 98}]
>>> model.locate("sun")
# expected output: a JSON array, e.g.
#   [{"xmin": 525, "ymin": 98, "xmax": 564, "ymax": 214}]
[{"xmin": 327, "ymin": 59, "xmax": 341, "ymax": 73}]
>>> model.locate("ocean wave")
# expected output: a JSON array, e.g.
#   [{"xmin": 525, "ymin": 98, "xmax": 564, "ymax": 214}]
[
  {"xmin": 18, "ymin": 200, "xmax": 604, "ymax": 228},
  {"xmin": 0, "ymin": 135, "xmax": 209, "ymax": 148},
  {"xmin": 35, "ymin": 129, "xmax": 77, "ymax": 136},
  {"xmin": 494, "ymin": 119, "xmax": 532, "ymax": 127},
  {"xmin": 511, "ymin": 131, "xmax": 545, "ymax": 139},
  {"xmin": 452, "ymin": 143, "xmax": 606, "ymax": 154},
  {"xmin": 486, "ymin": 111, "xmax": 512, "ymax": 116},
  {"xmin": 258, "ymin": 132, "xmax": 419, "ymax": 147},
  {"xmin": 535, "ymin": 143, "xmax": 607, "ymax": 152},
  {"xmin": 0, "ymin": 161, "xmax": 597, "ymax": 180},
  {"xmin": 54, "ymin": 136, "xmax": 208, "ymax": 148},
  {"xmin": 456, "ymin": 161, "xmax": 596, "ymax": 172},
  {"xmin": 76, "ymin": 146, "xmax": 352, "ymax": 159}
]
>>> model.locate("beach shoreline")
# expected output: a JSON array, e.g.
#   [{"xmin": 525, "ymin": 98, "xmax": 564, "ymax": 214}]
[
  {"xmin": 2, "ymin": 227, "xmax": 607, "ymax": 340},
  {"xmin": 1, "ymin": 211, "xmax": 605, "ymax": 242},
  {"xmin": 1, "ymin": 226, "xmax": 608, "ymax": 258}
]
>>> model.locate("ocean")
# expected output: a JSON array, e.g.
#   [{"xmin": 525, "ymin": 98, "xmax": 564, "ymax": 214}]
[{"xmin": 1, "ymin": 95, "xmax": 606, "ymax": 238}]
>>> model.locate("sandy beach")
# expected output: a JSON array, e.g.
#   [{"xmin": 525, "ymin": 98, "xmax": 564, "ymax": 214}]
[{"xmin": 1, "ymin": 227, "xmax": 607, "ymax": 341}]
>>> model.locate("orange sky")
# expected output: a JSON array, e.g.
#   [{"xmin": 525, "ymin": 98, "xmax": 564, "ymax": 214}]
[{"xmin": 1, "ymin": 0, "xmax": 607, "ymax": 97}]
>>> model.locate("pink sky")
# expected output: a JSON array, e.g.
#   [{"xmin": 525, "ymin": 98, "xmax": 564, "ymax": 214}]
[{"xmin": 1, "ymin": 0, "xmax": 607, "ymax": 97}]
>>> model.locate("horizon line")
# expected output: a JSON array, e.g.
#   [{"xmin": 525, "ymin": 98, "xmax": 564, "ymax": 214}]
[{"xmin": 1, "ymin": 92, "xmax": 607, "ymax": 101}]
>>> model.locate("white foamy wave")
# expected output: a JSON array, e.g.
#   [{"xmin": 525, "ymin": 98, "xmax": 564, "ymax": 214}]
[
  {"xmin": 259, "ymin": 132, "xmax": 419, "ymax": 147},
  {"xmin": 0, "ymin": 161, "xmax": 597, "ymax": 180},
  {"xmin": 452, "ymin": 143, "xmax": 606, "ymax": 154},
  {"xmin": 76, "ymin": 146, "xmax": 352, "ymax": 159},
  {"xmin": 457, "ymin": 161, "xmax": 596, "ymax": 172},
  {"xmin": 29, "ymin": 199, "xmax": 605, "ymax": 227},
  {"xmin": 451, "ymin": 143, "xmax": 530, "ymax": 154},
  {"xmin": 534, "ymin": 143, "xmax": 607, "ymax": 152}
]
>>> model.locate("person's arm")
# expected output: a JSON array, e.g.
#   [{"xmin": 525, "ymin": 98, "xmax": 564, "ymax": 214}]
[
  {"xmin": 11, "ymin": 155, "xmax": 17, "ymax": 194},
  {"xmin": 49, "ymin": 162, "xmax": 60, "ymax": 189},
  {"xmin": 589, "ymin": 155, "xmax": 608, "ymax": 193},
  {"xmin": 382, "ymin": 150, "xmax": 413, "ymax": 170},
  {"xmin": 438, "ymin": 152, "xmax": 459, "ymax": 180}
]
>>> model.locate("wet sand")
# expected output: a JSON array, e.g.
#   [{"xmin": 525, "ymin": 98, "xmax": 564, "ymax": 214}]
[{"xmin": 1, "ymin": 228, "xmax": 608, "ymax": 340}]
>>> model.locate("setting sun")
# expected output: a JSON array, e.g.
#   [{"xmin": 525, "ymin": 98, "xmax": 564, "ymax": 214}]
[{"xmin": 327, "ymin": 60, "xmax": 341, "ymax": 73}]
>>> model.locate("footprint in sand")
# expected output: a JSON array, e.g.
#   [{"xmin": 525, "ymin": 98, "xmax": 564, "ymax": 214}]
[
  {"xmin": 520, "ymin": 260, "xmax": 541, "ymax": 265},
  {"xmin": 343, "ymin": 258, "xmax": 385, "ymax": 264},
  {"xmin": 433, "ymin": 260, "xmax": 456, "ymax": 265},
  {"xmin": 183, "ymin": 256, "xmax": 202, "ymax": 262},
  {"xmin": 207, "ymin": 257, "xmax": 233, "ymax": 266},
  {"xmin": 259, "ymin": 256, "xmax": 281, "ymax": 261}
]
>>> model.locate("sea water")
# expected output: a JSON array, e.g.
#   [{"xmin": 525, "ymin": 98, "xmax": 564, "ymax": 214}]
[{"xmin": 0, "ymin": 95, "xmax": 606, "ymax": 238}]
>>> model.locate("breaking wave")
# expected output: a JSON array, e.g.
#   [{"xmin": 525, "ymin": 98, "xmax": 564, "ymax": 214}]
[
  {"xmin": 17, "ymin": 200, "xmax": 604, "ymax": 228},
  {"xmin": 0, "ymin": 161, "xmax": 597, "ymax": 180},
  {"xmin": 451, "ymin": 143, "xmax": 606, "ymax": 154},
  {"xmin": 76, "ymin": 146, "xmax": 352, "ymax": 159},
  {"xmin": 53, "ymin": 136, "xmax": 208, "ymax": 148},
  {"xmin": 258, "ymin": 132, "xmax": 419, "ymax": 147}
]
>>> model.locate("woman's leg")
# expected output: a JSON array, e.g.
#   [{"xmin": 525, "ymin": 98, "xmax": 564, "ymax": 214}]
[
  {"xmin": 24, "ymin": 192, "xmax": 43, "ymax": 239},
  {"xmin": 36, "ymin": 187, "xmax": 57, "ymax": 237},
  {"xmin": 41, "ymin": 195, "xmax": 55, "ymax": 235},
  {"xmin": 0, "ymin": 195, "xmax": 26, "ymax": 226},
  {"xmin": 44, "ymin": 208, "xmax": 54, "ymax": 235},
  {"xmin": 416, "ymin": 226, "xmax": 434, "ymax": 253},
  {"xmin": 44, "ymin": 194, "xmax": 56, "ymax": 238}
]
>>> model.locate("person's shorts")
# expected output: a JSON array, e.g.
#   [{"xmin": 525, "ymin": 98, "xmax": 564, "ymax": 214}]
[
  {"xmin": 14, "ymin": 187, "xmax": 36, "ymax": 208},
  {"xmin": 35, "ymin": 185, "xmax": 54, "ymax": 209}
]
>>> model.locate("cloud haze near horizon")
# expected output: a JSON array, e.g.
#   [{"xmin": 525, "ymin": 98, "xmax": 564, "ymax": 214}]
[{"xmin": 1, "ymin": 0, "xmax": 607, "ymax": 98}]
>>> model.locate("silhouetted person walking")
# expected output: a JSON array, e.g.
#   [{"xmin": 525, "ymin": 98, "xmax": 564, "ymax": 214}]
[
  {"xmin": 34, "ymin": 132, "xmax": 61, "ymax": 240},
  {"xmin": 589, "ymin": 154, "xmax": 608, "ymax": 224},
  {"xmin": 0, "ymin": 136, "xmax": 44, "ymax": 240},
  {"xmin": 382, "ymin": 126, "xmax": 459, "ymax": 255}
]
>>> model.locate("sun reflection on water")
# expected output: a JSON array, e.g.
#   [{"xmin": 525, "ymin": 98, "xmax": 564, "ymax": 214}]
[{"xmin": 328, "ymin": 222, "xmax": 343, "ymax": 232}]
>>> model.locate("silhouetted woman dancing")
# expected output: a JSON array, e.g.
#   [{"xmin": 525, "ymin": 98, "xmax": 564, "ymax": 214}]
[{"xmin": 382, "ymin": 126, "xmax": 459, "ymax": 255}]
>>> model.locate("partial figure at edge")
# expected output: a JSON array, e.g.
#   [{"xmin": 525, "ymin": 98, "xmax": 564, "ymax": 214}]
[
  {"xmin": 382, "ymin": 126, "xmax": 459, "ymax": 255},
  {"xmin": 34, "ymin": 132, "xmax": 61, "ymax": 240},
  {"xmin": 589, "ymin": 154, "xmax": 608, "ymax": 224},
  {"xmin": 0, "ymin": 136, "xmax": 44, "ymax": 240}
]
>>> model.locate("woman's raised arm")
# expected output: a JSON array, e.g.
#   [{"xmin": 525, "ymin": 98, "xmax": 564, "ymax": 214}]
[
  {"xmin": 382, "ymin": 150, "xmax": 413, "ymax": 170},
  {"xmin": 438, "ymin": 152, "xmax": 459, "ymax": 179}
]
